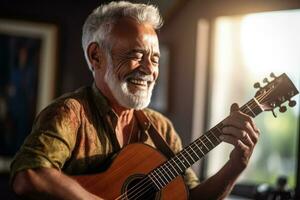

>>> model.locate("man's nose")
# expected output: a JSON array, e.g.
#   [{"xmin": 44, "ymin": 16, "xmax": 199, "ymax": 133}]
[{"xmin": 140, "ymin": 57, "xmax": 155, "ymax": 75}]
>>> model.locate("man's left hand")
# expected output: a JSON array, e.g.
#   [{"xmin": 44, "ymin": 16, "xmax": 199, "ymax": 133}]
[{"xmin": 220, "ymin": 103, "xmax": 260, "ymax": 172}]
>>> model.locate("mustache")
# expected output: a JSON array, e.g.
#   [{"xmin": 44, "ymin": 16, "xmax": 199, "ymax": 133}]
[{"xmin": 125, "ymin": 71, "xmax": 154, "ymax": 82}]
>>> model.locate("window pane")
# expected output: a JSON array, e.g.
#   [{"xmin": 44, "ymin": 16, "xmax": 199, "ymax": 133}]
[{"xmin": 207, "ymin": 10, "xmax": 300, "ymax": 188}]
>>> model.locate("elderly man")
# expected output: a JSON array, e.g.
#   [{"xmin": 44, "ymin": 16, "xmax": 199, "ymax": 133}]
[{"xmin": 11, "ymin": 1, "xmax": 259, "ymax": 200}]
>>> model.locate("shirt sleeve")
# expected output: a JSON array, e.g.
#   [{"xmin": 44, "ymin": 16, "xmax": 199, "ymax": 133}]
[{"xmin": 10, "ymin": 99, "xmax": 80, "ymax": 184}]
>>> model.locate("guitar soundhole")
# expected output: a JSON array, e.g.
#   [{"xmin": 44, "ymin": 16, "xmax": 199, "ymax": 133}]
[{"xmin": 122, "ymin": 174, "xmax": 161, "ymax": 200}]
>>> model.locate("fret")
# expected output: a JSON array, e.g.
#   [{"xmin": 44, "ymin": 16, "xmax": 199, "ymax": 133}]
[
  {"xmin": 209, "ymin": 130, "xmax": 221, "ymax": 143},
  {"xmin": 215, "ymin": 126, "xmax": 223, "ymax": 138},
  {"xmin": 159, "ymin": 165, "xmax": 172, "ymax": 182},
  {"xmin": 165, "ymin": 161, "xmax": 178, "ymax": 177},
  {"xmin": 196, "ymin": 139, "xmax": 209, "ymax": 154},
  {"xmin": 153, "ymin": 159, "xmax": 186, "ymax": 188},
  {"xmin": 204, "ymin": 134, "xmax": 215, "ymax": 147},
  {"xmin": 148, "ymin": 174, "xmax": 160, "ymax": 189},
  {"xmin": 154, "ymin": 168, "xmax": 168, "ymax": 187},
  {"xmin": 173, "ymin": 155, "xmax": 187, "ymax": 171},
  {"xmin": 178, "ymin": 152, "xmax": 192, "ymax": 167},
  {"xmin": 169, "ymin": 158, "xmax": 182, "ymax": 174},
  {"xmin": 184, "ymin": 148, "xmax": 197, "ymax": 163},
  {"xmin": 199, "ymin": 138, "xmax": 210, "ymax": 151},
  {"xmin": 189, "ymin": 145, "xmax": 200, "ymax": 160},
  {"xmin": 149, "ymin": 172, "xmax": 163, "ymax": 189},
  {"xmin": 166, "ymin": 164, "xmax": 176, "ymax": 179},
  {"xmin": 154, "ymin": 169, "xmax": 167, "ymax": 188},
  {"xmin": 245, "ymin": 103, "xmax": 256, "ymax": 117},
  {"xmin": 240, "ymin": 100, "xmax": 253, "ymax": 116},
  {"xmin": 241, "ymin": 98, "xmax": 263, "ymax": 117},
  {"xmin": 154, "ymin": 167, "xmax": 169, "ymax": 185},
  {"xmin": 253, "ymin": 97, "xmax": 264, "ymax": 112},
  {"xmin": 193, "ymin": 141, "xmax": 205, "ymax": 156}
]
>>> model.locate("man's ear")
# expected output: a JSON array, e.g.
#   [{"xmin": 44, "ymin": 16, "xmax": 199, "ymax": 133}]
[{"xmin": 87, "ymin": 42, "xmax": 104, "ymax": 71}]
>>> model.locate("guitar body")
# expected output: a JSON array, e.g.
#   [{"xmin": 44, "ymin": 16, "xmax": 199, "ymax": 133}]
[{"xmin": 73, "ymin": 143, "xmax": 188, "ymax": 200}]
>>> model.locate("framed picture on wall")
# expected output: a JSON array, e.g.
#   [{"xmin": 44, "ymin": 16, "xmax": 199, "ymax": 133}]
[{"xmin": 0, "ymin": 19, "xmax": 58, "ymax": 172}]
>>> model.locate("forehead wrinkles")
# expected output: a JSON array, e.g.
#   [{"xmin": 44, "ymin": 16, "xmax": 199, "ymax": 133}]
[
  {"xmin": 109, "ymin": 33, "xmax": 159, "ymax": 63},
  {"xmin": 136, "ymin": 33, "xmax": 159, "ymax": 54},
  {"xmin": 108, "ymin": 17, "xmax": 159, "ymax": 52}
]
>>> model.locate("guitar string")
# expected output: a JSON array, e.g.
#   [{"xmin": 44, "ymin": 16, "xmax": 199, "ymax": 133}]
[
  {"xmin": 115, "ymin": 94, "xmax": 265, "ymax": 200},
  {"xmin": 115, "ymin": 90, "xmax": 271, "ymax": 200},
  {"xmin": 116, "ymin": 95, "xmax": 265, "ymax": 200}
]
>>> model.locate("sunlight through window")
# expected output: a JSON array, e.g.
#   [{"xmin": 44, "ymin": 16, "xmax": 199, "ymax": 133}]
[{"xmin": 207, "ymin": 10, "xmax": 300, "ymax": 188}]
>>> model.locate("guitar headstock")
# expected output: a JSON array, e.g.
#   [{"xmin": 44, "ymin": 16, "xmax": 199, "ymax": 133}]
[{"xmin": 254, "ymin": 73, "xmax": 299, "ymax": 117}]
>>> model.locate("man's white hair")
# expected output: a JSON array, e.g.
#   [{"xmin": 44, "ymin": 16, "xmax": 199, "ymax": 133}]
[{"xmin": 82, "ymin": 1, "xmax": 163, "ymax": 74}]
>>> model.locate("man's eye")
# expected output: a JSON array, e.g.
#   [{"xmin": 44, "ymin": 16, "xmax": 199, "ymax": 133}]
[
  {"xmin": 132, "ymin": 53, "xmax": 143, "ymax": 60},
  {"xmin": 152, "ymin": 57, "xmax": 159, "ymax": 64}
]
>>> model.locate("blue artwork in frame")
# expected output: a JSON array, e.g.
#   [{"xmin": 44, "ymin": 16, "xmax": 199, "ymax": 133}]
[
  {"xmin": 0, "ymin": 35, "xmax": 41, "ymax": 155},
  {"xmin": 0, "ymin": 19, "xmax": 58, "ymax": 171}
]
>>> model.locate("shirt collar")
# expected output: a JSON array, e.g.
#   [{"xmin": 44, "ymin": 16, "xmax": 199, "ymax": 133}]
[{"xmin": 91, "ymin": 83, "xmax": 115, "ymax": 116}]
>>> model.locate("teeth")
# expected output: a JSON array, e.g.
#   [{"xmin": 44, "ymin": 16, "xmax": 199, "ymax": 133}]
[{"xmin": 129, "ymin": 79, "xmax": 147, "ymax": 86}]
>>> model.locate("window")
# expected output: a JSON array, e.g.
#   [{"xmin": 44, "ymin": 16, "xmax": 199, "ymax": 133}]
[{"xmin": 205, "ymin": 10, "xmax": 300, "ymax": 192}]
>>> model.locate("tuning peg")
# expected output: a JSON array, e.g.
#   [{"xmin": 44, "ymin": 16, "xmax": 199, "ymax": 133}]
[
  {"xmin": 288, "ymin": 100, "xmax": 296, "ymax": 107},
  {"xmin": 263, "ymin": 78, "xmax": 269, "ymax": 84},
  {"xmin": 270, "ymin": 72, "xmax": 276, "ymax": 79},
  {"xmin": 254, "ymin": 82, "xmax": 261, "ymax": 89},
  {"xmin": 271, "ymin": 109, "xmax": 277, "ymax": 118},
  {"xmin": 279, "ymin": 105, "xmax": 287, "ymax": 113}
]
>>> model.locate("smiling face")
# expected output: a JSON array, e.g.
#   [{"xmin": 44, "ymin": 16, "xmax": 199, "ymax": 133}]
[{"xmin": 97, "ymin": 17, "xmax": 160, "ymax": 110}]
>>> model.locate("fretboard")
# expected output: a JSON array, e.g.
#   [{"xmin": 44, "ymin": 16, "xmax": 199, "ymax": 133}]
[{"xmin": 147, "ymin": 98, "xmax": 264, "ymax": 190}]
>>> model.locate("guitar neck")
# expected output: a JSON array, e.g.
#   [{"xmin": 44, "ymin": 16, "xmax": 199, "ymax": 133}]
[{"xmin": 148, "ymin": 98, "xmax": 264, "ymax": 190}]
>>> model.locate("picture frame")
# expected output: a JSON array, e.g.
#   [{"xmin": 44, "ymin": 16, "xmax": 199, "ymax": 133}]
[{"xmin": 0, "ymin": 19, "xmax": 58, "ymax": 172}]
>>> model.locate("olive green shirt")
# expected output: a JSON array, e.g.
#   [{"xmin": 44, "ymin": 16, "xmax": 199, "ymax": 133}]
[{"xmin": 10, "ymin": 84, "xmax": 199, "ymax": 189}]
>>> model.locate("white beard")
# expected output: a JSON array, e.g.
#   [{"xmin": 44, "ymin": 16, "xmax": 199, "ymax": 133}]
[{"xmin": 104, "ymin": 63, "xmax": 156, "ymax": 110}]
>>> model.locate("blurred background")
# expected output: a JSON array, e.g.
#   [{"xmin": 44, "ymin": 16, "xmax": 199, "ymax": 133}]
[{"xmin": 0, "ymin": 0, "xmax": 299, "ymax": 199}]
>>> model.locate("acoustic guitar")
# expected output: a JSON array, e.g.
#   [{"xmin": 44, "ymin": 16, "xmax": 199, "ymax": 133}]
[{"xmin": 73, "ymin": 73, "xmax": 299, "ymax": 200}]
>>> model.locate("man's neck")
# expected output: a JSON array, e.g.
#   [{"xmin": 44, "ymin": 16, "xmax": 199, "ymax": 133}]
[
  {"xmin": 95, "ymin": 80, "xmax": 139, "ymax": 147},
  {"xmin": 110, "ymin": 101, "xmax": 134, "ymax": 122},
  {"xmin": 95, "ymin": 80, "xmax": 134, "ymax": 121}
]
